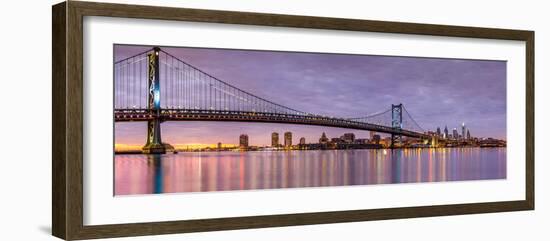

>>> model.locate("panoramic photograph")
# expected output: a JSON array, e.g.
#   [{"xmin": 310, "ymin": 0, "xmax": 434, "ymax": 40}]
[{"xmin": 113, "ymin": 44, "xmax": 507, "ymax": 196}]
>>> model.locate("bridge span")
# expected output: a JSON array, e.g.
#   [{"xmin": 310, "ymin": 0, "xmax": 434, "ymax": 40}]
[
  {"xmin": 115, "ymin": 109, "xmax": 428, "ymax": 139},
  {"xmin": 114, "ymin": 47, "xmax": 429, "ymax": 153}
]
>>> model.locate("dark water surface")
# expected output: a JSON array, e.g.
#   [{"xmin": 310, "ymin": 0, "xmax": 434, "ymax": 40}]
[{"xmin": 114, "ymin": 148, "xmax": 506, "ymax": 195}]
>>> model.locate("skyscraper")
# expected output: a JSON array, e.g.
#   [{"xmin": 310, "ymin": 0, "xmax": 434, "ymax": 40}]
[
  {"xmin": 467, "ymin": 129, "xmax": 471, "ymax": 140},
  {"xmin": 444, "ymin": 126, "xmax": 449, "ymax": 139},
  {"xmin": 239, "ymin": 134, "xmax": 248, "ymax": 148},
  {"xmin": 284, "ymin": 132, "xmax": 292, "ymax": 148},
  {"xmin": 453, "ymin": 128, "xmax": 458, "ymax": 139},
  {"xmin": 436, "ymin": 127, "xmax": 441, "ymax": 137},
  {"xmin": 271, "ymin": 132, "xmax": 279, "ymax": 147},
  {"xmin": 462, "ymin": 122, "xmax": 466, "ymax": 140},
  {"xmin": 299, "ymin": 137, "xmax": 306, "ymax": 145}
]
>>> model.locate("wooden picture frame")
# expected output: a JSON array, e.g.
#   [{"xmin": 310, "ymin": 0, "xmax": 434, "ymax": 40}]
[{"xmin": 52, "ymin": 1, "xmax": 534, "ymax": 240}]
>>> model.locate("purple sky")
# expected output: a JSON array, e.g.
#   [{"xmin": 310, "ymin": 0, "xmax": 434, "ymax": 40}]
[{"xmin": 114, "ymin": 45, "xmax": 506, "ymax": 146}]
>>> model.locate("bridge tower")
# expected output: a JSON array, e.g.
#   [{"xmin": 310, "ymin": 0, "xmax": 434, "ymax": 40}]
[
  {"xmin": 142, "ymin": 47, "xmax": 167, "ymax": 154},
  {"xmin": 390, "ymin": 104, "xmax": 403, "ymax": 149}
]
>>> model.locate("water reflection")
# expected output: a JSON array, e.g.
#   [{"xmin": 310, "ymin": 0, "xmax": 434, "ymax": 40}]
[{"xmin": 114, "ymin": 148, "xmax": 506, "ymax": 195}]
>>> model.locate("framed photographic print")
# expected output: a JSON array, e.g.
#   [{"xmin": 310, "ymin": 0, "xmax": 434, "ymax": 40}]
[{"xmin": 52, "ymin": 1, "xmax": 534, "ymax": 240}]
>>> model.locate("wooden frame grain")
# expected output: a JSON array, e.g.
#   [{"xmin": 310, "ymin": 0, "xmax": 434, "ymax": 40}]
[{"xmin": 52, "ymin": 1, "xmax": 535, "ymax": 240}]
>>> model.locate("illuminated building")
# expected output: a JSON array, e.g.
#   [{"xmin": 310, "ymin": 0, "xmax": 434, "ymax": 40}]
[
  {"xmin": 284, "ymin": 132, "xmax": 292, "ymax": 147},
  {"xmin": 355, "ymin": 138, "xmax": 368, "ymax": 144},
  {"xmin": 462, "ymin": 122, "xmax": 466, "ymax": 140},
  {"xmin": 299, "ymin": 137, "xmax": 306, "ymax": 145},
  {"xmin": 239, "ymin": 134, "xmax": 248, "ymax": 148},
  {"xmin": 271, "ymin": 132, "xmax": 279, "ymax": 147},
  {"xmin": 453, "ymin": 128, "xmax": 458, "ymax": 139},
  {"xmin": 444, "ymin": 126, "xmax": 449, "ymax": 139}
]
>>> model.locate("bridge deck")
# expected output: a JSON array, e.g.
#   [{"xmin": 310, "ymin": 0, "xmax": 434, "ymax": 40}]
[{"xmin": 114, "ymin": 109, "xmax": 428, "ymax": 138}]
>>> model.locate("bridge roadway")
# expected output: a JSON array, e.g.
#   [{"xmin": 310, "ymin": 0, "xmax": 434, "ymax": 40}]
[{"xmin": 114, "ymin": 109, "xmax": 428, "ymax": 139}]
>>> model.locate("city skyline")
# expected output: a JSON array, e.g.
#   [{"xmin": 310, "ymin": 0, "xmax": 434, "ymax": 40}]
[
  {"xmin": 114, "ymin": 45, "xmax": 507, "ymax": 146},
  {"xmin": 116, "ymin": 125, "xmax": 501, "ymax": 152}
]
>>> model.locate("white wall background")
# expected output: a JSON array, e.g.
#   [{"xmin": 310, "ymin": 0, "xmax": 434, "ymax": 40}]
[{"xmin": 0, "ymin": 0, "xmax": 547, "ymax": 240}]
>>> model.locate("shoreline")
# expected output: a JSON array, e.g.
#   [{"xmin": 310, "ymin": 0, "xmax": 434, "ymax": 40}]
[{"xmin": 114, "ymin": 146, "xmax": 506, "ymax": 155}]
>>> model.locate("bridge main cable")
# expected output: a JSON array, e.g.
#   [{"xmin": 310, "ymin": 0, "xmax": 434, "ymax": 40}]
[{"xmin": 160, "ymin": 49, "xmax": 308, "ymax": 116}]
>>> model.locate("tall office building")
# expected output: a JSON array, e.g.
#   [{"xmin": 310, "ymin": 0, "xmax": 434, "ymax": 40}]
[
  {"xmin": 467, "ymin": 129, "xmax": 471, "ymax": 140},
  {"xmin": 461, "ymin": 122, "xmax": 466, "ymax": 140},
  {"xmin": 370, "ymin": 131, "xmax": 375, "ymax": 140},
  {"xmin": 271, "ymin": 132, "xmax": 279, "ymax": 147},
  {"xmin": 452, "ymin": 128, "xmax": 458, "ymax": 139},
  {"xmin": 284, "ymin": 132, "xmax": 292, "ymax": 147},
  {"xmin": 299, "ymin": 137, "xmax": 306, "ymax": 145},
  {"xmin": 444, "ymin": 126, "xmax": 449, "ymax": 139},
  {"xmin": 436, "ymin": 127, "xmax": 441, "ymax": 137},
  {"xmin": 239, "ymin": 134, "xmax": 248, "ymax": 148}
]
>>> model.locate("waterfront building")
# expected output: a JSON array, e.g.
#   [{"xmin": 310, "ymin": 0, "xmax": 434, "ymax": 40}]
[
  {"xmin": 331, "ymin": 137, "xmax": 343, "ymax": 143},
  {"xmin": 379, "ymin": 137, "xmax": 392, "ymax": 148},
  {"xmin": 467, "ymin": 129, "xmax": 471, "ymax": 140},
  {"xmin": 299, "ymin": 137, "xmax": 306, "ymax": 145},
  {"xmin": 355, "ymin": 138, "xmax": 368, "ymax": 144},
  {"xmin": 372, "ymin": 134, "xmax": 381, "ymax": 144},
  {"xmin": 319, "ymin": 132, "xmax": 329, "ymax": 144},
  {"xmin": 444, "ymin": 126, "xmax": 449, "ymax": 139},
  {"xmin": 462, "ymin": 122, "xmax": 466, "ymax": 140},
  {"xmin": 284, "ymin": 132, "xmax": 292, "ymax": 147},
  {"xmin": 342, "ymin": 133, "xmax": 355, "ymax": 143},
  {"xmin": 217, "ymin": 142, "xmax": 222, "ymax": 150},
  {"xmin": 453, "ymin": 128, "xmax": 458, "ymax": 139},
  {"xmin": 271, "ymin": 132, "xmax": 279, "ymax": 147},
  {"xmin": 430, "ymin": 135, "xmax": 439, "ymax": 147},
  {"xmin": 239, "ymin": 134, "xmax": 248, "ymax": 148},
  {"xmin": 436, "ymin": 127, "xmax": 441, "ymax": 137}
]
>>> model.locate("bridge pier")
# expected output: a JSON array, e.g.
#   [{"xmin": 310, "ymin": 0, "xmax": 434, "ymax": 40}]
[
  {"xmin": 390, "ymin": 104, "xmax": 403, "ymax": 149},
  {"xmin": 142, "ymin": 47, "xmax": 168, "ymax": 154},
  {"xmin": 143, "ymin": 119, "xmax": 167, "ymax": 154}
]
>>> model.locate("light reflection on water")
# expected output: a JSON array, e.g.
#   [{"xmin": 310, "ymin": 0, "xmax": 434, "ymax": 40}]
[{"xmin": 114, "ymin": 148, "xmax": 506, "ymax": 195}]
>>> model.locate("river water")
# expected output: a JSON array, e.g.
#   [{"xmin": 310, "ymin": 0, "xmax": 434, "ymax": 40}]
[{"xmin": 114, "ymin": 148, "xmax": 506, "ymax": 195}]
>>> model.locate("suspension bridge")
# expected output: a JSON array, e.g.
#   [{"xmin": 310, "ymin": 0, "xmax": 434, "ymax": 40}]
[{"xmin": 114, "ymin": 47, "xmax": 429, "ymax": 154}]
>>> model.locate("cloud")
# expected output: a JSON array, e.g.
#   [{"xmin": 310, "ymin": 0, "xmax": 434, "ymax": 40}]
[{"xmin": 114, "ymin": 45, "xmax": 507, "ymax": 144}]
